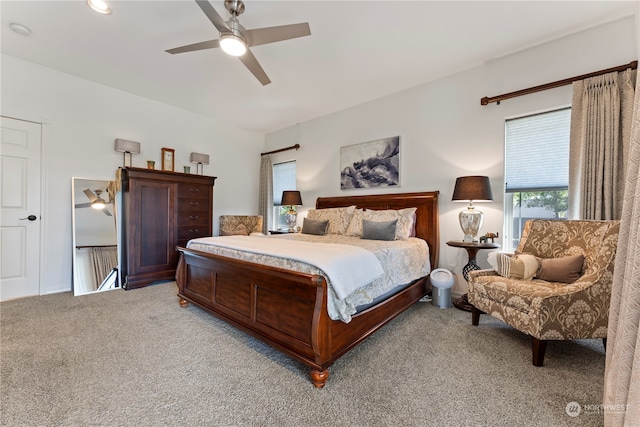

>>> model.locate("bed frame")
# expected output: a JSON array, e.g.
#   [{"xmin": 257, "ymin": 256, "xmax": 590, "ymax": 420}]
[{"xmin": 175, "ymin": 191, "xmax": 439, "ymax": 388}]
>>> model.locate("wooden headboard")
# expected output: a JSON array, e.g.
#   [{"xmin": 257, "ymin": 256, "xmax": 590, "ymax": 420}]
[{"xmin": 316, "ymin": 191, "xmax": 440, "ymax": 269}]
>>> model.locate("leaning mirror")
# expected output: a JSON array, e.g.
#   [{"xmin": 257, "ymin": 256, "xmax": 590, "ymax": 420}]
[{"xmin": 72, "ymin": 177, "xmax": 119, "ymax": 295}]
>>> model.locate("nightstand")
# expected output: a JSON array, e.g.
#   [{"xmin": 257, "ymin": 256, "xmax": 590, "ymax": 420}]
[{"xmin": 446, "ymin": 240, "xmax": 500, "ymax": 311}]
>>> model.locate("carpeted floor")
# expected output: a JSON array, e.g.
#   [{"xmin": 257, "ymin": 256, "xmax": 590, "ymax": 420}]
[{"xmin": 1, "ymin": 282, "xmax": 606, "ymax": 426}]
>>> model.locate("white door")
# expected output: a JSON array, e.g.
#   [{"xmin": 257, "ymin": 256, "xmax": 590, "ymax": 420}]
[{"xmin": 1, "ymin": 117, "xmax": 42, "ymax": 301}]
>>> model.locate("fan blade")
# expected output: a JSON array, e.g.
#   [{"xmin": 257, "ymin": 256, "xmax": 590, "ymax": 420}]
[
  {"xmin": 75, "ymin": 203, "xmax": 92, "ymax": 209},
  {"xmin": 238, "ymin": 49, "xmax": 271, "ymax": 86},
  {"xmin": 195, "ymin": 0, "xmax": 230, "ymax": 33},
  {"xmin": 83, "ymin": 189, "xmax": 98, "ymax": 202},
  {"xmin": 245, "ymin": 23, "xmax": 311, "ymax": 47},
  {"xmin": 166, "ymin": 39, "xmax": 220, "ymax": 54},
  {"xmin": 102, "ymin": 208, "xmax": 113, "ymax": 217}
]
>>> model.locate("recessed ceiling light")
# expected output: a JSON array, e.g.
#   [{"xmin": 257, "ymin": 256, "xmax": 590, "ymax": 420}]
[
  {"xmin": 9, "ymin": 22, "xmax": 31, "ymax": 36},
  {"xmin": 87, "ymin": 0, "xmax": 111, "ymax": 15}
]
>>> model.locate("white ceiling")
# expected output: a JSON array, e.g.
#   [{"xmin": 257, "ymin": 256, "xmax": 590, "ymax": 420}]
[{"xmin": 1, "ymin": 1, "xmax": 636, "ymax": 133}]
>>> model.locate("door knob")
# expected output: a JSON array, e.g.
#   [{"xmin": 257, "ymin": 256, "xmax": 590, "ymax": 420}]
[{"xmin": 19, "ymin": 215, "xmax": 37, "ymax": 221}]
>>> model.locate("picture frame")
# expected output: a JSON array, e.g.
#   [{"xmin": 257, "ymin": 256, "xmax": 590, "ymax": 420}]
[
  {"xmin": 161, "ymin": 147, "xmax": 175, "ymax": 172},
  {"xmin": 340, "ymin": 136, "xmax": 400, "ymax": 190}
]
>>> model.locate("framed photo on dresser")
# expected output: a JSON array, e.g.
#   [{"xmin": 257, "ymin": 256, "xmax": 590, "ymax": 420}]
[{"xmin": 161, "ymin": 147, "xmax": 175, "ymax": 172}]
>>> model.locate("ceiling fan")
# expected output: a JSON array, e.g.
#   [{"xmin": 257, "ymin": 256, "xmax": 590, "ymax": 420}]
[
  {"xmin": 75, "ymin": 189, "xmax": 112, "ymax": 216},
  {"xmin": 166, "ymin": 0, "xmax": 311, "ymax": 85}
]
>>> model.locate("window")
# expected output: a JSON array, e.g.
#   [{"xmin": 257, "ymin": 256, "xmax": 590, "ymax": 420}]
[
  {"xmin": 272, "ymin": 161, "xmax": 297, "ymax": 230},
  {"xmin": 504, "ymin": 108, "xmax": 571, "ymax": 251}
]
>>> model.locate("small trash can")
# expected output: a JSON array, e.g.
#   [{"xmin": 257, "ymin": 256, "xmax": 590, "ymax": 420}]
[{"xmin": 430, "ymin": 268, "xmax": 454, "ymax": 309}]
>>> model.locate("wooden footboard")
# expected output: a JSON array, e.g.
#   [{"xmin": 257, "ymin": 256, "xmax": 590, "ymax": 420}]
[{"xmin": 176, "ymin": 246, "xmax": 429, "ymax": 388}]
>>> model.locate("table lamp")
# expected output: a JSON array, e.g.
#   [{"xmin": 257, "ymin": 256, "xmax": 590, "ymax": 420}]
[
  {"xmin": 452, "ymin": 176, "xmax": 493, "ymax": 242},
  {"xmin": 114, "ymin": 139, "xmax": 141, "ymax": 167},
  {"xmin": 190, "ymin": 152, "xmax": 210, "ymax": 175},
  {"xmin": 281, "ymin": 190, "xmax": 303, "ymax": 231}
]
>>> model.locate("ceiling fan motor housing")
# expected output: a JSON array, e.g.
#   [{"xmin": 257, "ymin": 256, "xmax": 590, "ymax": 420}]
[{"xmin": 224, "ymin": 0, "xmax": 245, "ymax": 16}]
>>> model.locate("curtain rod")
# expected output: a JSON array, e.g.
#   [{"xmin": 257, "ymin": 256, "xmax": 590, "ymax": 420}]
[
  {"xmin": 261, "ymin": 143, "xmax": 300, "ymax": 156},
  {"xmin": 481, "ymin": 60, "xmax": 638, "ymax": 106}
]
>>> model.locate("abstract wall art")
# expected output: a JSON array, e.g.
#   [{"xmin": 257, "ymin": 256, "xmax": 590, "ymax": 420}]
[{"xmin": 340, "ymin": 136, "xmax": 400, "ymax": 190}]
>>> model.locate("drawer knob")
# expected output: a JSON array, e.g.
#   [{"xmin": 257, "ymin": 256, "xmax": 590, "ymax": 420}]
[
  {"xmin": 190, "ymin": 188, "xmax": 199, "ymax": 193},
  {"xmin": 189, "ymin": 215, "xmax": 199, "ymax": 220},
  {"xmin": 189, "ymin": 201, "xmax": 199, "ymax": 206},
  {"xmin": 189, "ymin": 229, "xmax": 199, "ymax": 234}
]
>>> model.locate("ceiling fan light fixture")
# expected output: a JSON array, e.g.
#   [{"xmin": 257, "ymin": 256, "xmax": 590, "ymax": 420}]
[
  {"xmin": 91, "ymin": 198, "xmax": 106, "ymax": 210},
  {"xmin": 87, "ymin": 0, "xmax": 111, "ymax": 15},
  {"xmin": 220, "ymin": 34, "xmax": 247, "ymax": 56}
]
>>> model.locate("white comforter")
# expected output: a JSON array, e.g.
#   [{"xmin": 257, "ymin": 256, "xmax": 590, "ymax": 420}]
[
  {"xmin": 187, "ymin": 234, "xmax": 430, "ymax": 323},
  {"xmin": 188, "ymin": 235, "xmax": 383, "ymax": 300}
]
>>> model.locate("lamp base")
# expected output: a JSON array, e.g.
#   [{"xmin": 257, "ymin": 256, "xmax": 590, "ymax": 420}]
[
  {"xmin": 463, "ymin": 234, "xmax": 477, "ymax": 243},
  {"xmin": 459, "ymin": 205, "xmax": 483, "ymax": 243},
  {"xmin": 285, "ymin": 211, "xmax": 297, "ymax": 232}
]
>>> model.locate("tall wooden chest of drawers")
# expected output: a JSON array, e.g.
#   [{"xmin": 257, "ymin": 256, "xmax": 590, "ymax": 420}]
[{"xmin": 120, "ymin": 167, "xmax": 216, "ymax": 289}]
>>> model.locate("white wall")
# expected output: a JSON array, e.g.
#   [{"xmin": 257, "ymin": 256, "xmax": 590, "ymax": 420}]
[
  {"xmin": 1, "ymin": 54, "xmax": 263, "ymax": 295},
  {"xmin": 265, "ymin": 16, "xmax": 638, "ymax": 296}
]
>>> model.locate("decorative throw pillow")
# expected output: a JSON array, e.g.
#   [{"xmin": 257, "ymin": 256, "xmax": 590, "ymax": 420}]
[
  {"xmin": 345, "ymin": 209, "xmax": 364, "ymax": 237},
  {"xmin": 301, "ymin": 218, "xmax": 329, "ymax": 236},
  {"xmin": 361, "ymin": 219, "xmax": 398, "ymax": 241},
  {"xmin": 220, "ymin": 224, "xmax": 249, "ymax": 236},
  {"xmin": 492, "ymin": 253, "xmax": 539, "ymax": 280},
  {"xmin": 346, "ymin": 207, "xmax": 416, "ymax": 240},
  {"xmin": 306, "ymin": 206, "xmax": 356, "ymax": 235},
  {"xmin": 536, "ymin": 254, "xmax": 584, "ymax": 283}
]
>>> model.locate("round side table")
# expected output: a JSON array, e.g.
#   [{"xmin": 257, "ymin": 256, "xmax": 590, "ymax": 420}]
[{"xmin": 446, "ymin": 240, "xmax": 501, "ymax": 311}]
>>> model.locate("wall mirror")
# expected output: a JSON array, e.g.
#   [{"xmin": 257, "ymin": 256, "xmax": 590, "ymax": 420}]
[{"xmin": 72, "ymin": 177, "xmax": 119, "ymax": 295}]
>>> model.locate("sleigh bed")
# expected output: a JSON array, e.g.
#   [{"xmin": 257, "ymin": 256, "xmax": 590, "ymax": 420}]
[{"xmin": 175, "ymin": 191, "xmax": 440, "ymax": 388}]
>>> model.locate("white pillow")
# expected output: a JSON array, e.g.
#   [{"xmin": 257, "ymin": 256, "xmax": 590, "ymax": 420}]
[{"xmin": 306, "ymin": 206, "xmax": 356, "ymax": 235}]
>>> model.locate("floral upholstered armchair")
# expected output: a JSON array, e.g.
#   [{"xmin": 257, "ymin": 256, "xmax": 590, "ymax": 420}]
[
  {"xmin": 468, "ymin": 219, "xmax": 620, "ymax": 366},
  {"xmin": 219, "ymin": 215, "xmax": 264, "ymax": 236}
]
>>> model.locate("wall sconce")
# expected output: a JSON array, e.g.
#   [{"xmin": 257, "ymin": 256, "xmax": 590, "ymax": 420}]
[
  {"xmin": 452, "ymin": 176, "xmax": 493, "ymax": 242},
  {"xmin": 190, "ymin": 152, "xmax": 210, "ymax": 175},
  {"xmin": 114, "ymin": 139, "xmax": 141, "ymax": 167}
]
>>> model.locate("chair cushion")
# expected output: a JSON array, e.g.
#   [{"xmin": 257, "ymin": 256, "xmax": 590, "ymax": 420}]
[{"xmin": 220, "ymin": 224, "xmax": 249, "ymax": 236}]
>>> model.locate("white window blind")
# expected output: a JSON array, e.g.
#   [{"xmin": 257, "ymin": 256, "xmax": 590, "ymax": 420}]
[
  {"xmin": 505, "ymin": 108, "xmax": 571, "ymax": 193},
  {"xmin": 273, "ymin": 161, "xmax": 296, "ymax": 205}
]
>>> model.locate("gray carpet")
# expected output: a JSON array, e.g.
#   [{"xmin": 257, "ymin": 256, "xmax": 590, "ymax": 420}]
[{"xmin": 1, "ymin": 282, "xmax": 606, "ymax": 426}]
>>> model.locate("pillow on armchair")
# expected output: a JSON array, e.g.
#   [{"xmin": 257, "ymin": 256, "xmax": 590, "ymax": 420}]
[
  {"xmin": 487, "ymin": 252, "xmax": 539, "ymax": 280},
  {"xmin": 535, "ymin": 255, "xmax": 584, "ymax": 283}
]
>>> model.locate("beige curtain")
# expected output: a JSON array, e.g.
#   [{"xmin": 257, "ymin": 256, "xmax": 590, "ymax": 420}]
[
  {"xmin": 258, "ymin": 154, "xmax": 273, "ymax": 234},
  {"xmin": 603, "ymin": 71, "xmax": 640, "ymax": 426},
  {"xmin": 89, "ymin": 246, "xmax": 118, "ymax": 290},
  {"xmin": 569, "ymin": 69, "xmax": 636, "ymax": 220}
]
